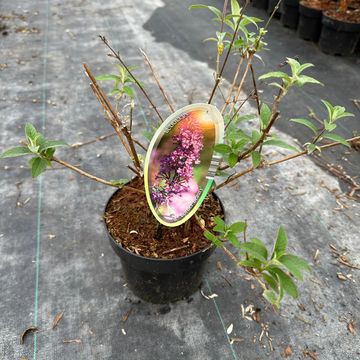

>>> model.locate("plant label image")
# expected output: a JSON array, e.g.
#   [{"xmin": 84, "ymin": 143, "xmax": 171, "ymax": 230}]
[{"xmin": 144, "ymin": 104, "xmax": 224, "ymax": 227}]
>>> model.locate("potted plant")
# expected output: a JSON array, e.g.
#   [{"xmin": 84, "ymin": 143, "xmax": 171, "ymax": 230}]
[
  {"xmin": 319, "ymin": 0, "xmax": 360, "ymax": 55},
  {"xmin": 281, "ymin": 0, "xmax": 300, "ymax": 29},
  {"xmin": 298, "ymin": 0, "xmax": 333, "ymax": 41},
  {"xmin": 1, "ymin": 1, "xmax": 358, "ymax": 308}
]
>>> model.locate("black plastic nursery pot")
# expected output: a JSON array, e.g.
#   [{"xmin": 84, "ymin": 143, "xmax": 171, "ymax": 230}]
[
  {"xmin": 252, "ymin": 0, "xmax": 269, "ymax": 10},
  {"xmin": 105, "ymin": 189, "xmax": 224, "ymax": 304},
  {"xmin": 281, "ymin": 0, "xmax": 299, "ymax": 29},
  {"xmin": 319, "ymin": 13, "xmax": 360, "ymax": 56},
  {"xmin": 298, "ymin": 2, "xmax": 323, "ymax": 42}
]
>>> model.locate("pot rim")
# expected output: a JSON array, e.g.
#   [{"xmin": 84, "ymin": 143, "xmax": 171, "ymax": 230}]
[{"xmin": 103, "ymin": 182, "xmax": 225, "ymax": 263}]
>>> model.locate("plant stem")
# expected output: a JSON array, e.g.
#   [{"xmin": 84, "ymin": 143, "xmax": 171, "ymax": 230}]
[
  {"xmin": 208, "ymin": 1, "xmax": 249, "ymax": 104},
  {"xmin": 71, "ymin": 132, "xmax": 117, "ymax": 149},
  {"xmin": 99, "ymin": 35, "xmax": 164, "ymax": 122},
  {"xmin": 221, "ymin": 56, "xmax": 244, "ymax": 114},
  {"xmin": 83, "ymin": 64, "xmax": 142, "ymax": 172},
  {"xmin": 215, "ymin": 136, "xmax": 360, "ymax": 190},
  {"xmin": 228, "ymin": 54, "xmax": 254, "ymax": 114},
  {"xmin": 51, "ymin": 156, "xmax": 144, "ymax": 194},
  {"xmin": 215, "ymin": 0, "xmax": 229, "ymax": 77},
  {"xmin": 140, "ymin": 48, "xmax": 175, "ymax": 113}
]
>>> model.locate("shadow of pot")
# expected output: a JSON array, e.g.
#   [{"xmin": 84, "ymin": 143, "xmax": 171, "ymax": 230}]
[{"xmin": 105, "ymin": 189, "xmax": 225, "ymax": 304}]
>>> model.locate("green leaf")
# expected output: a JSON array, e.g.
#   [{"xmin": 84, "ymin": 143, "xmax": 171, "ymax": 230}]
[
  {"xmin": 273, "ymin": 226, "xmax": 288, "ymax": 258},
  {"xmin": 324, "ymin": 120, "xmax": 336, "ymax": 132},
  {"xmin": 213, "ymin": 216, "xmax": 226, "ymax": 232},
  {"xmin": 297, "ymin": 62, "xmax": 314, "ymax": 74},
  {"xmin": 250, "ymin": 238, "xmax": 268, "ymax": 259},
  {"xmin": 286, "ymin": 57, "xmax": 301, "ymax": 76},
  {"xmin": 229, "ymin": 222, "xmax": 246, "ymax": 233},
  {"xmin": 269, "ymin": 267, "xmax": 298, "ymax": 298},
  {"xmin": 238, "ymin": 258, "xmax": 262, "ymax": 269},
  {"xmin": 251, "ymin": 130, "xmax": 261, "ymax": 144},
  {"xmin": 321, "ymin": 99, "xmax": 334, "ymax": 121},
  {"xmin": 279, "ymin": 254, "xmax": 311, "ymax": 281},
  {"xmin": 110, "ymin": 178, "xmax": 128, "ymax": 187},
  {"xmin": 295, "ymin": 75, "xmax": 323, "ymax": 87},
  {"xmin": 214, "ymin": 144, "xmax": 232, "ymax": 154},
  {"xmin": 290, "ymin": 118, "xmax": 318, "ymax": 134},
  {"xmin": 262, "ymin": 273, "xmax": 278, "ymax": 292},
  {"xmin": 204, "ymin": 230, "xmax": 222, "ymax": 247},
  {"xmin": 189, "ymin": 4, "xmax": 222, "ymax": 19},
  {"xmin": 228, "ymin": 153, "xmax": 238, "ymax": 168},
  {"xmin": 263, "ymin": 290, "xmax": 278, "ymax": 306},
  {"xmin": 95, "ymin": 74, "xmax": 121, "ymax": 81},
  {"xmin": 322, "ymin": 133, "xmax": 350, "ymax": 147},
  {"xmin": 40, "ymin": 140, "xmax": 68, "ymax": 152},
  {"xmin": 259, "ymin": 71, "xmax": 290, "ymax": 81},
  {"xmin": 260, "ymin": 103, "xmax": 271, "ymax": 129},
  {"xmin": 25, "ymin": 123, "xmax": 38, "ymax": 143},
  {"xmin": 122, "ymin": 85, "xmax": 135, "ymax": 98},
  {"xmin": 29, "ymin": 157, "xmax": 49, "ymax": 178},
  {"xmin": 251, "ymin": 151, "xmax": 261, "ymax": 168},
  {"xmin": 263, "ymin": 139, "xmax": 299, "ymax": 152},
  {"xmin": 227, "ymin": 231, "xmax": 240, "ymax": 248},
  {"xmin": 239, "ymin": 242, "xmax": 267, "ymax": 262},
  {"xmin": 0, "ymin": 146, "xmax": 33, "ymax": 159}
]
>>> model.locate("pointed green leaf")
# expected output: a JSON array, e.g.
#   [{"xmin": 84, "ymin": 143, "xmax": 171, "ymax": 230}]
[
  {"xmin": 290, "ymin": 118, "xmax": 318, "ymax": 134},
  {"xmin": 259, "ymin": 71, "xmax": 289, "ymax": 80},
  {"xmin": 322, "ymin": 133, "xmax": 350, "ymax": 147},
  {"xmin": 296, "ymin": 75, "xmax": 323, "ymax": 87},
  {"xmin": 40, "ymin": 140, "xmax": 69, "ymax": 152},
  {"xmin": 260, "ymin": 103, "xmax": 271, "ymax": 129},
  {"xmin": 123, "ymin": 85, "xmax": 135, "ymax": 98},
  {"xmin": 251, "ymin": 151, "xmax": 261, "ymax": 168},
  {"xmin": 269, "ymin": 267, "xmax": 298, "ymax": 298},
  {"xmin": 227, "ymin": 231, "xmax": 240, "ymax": 248},
  {"xmin": 95, "ymin": 74, "xmax": 121, "ymax": 81},
  {"xmin": 214, "ymin": 144, "xmax": 232, "ymax": 154},
  {"xmin": 273, "ymin": 226, "xmax": 288, "ymax": 258},
  {"xmin": 189, "ymin": 4, "xmax": 222, "ymax": 19},
  {"xmin": 321, "ymin": 99, "xmax": 334, "ymax": 121},
  {"xmin": 204, "ymin": 230, "xmax": 222, "ymax": 247},
  {"xmin": 0, "ymin": 146, "xmax": 33, "ymax": 159},
  {"xmin": 263, "ymin": 290, "xmax": 278, "ymax": 306},
  {"xmin": 239, "ymin": 242, "xmax": 267, "ymax": 262},
  {"xmin": 228, "ymin": 152, "xmax": 238, "ymax": 168},
  {"xmin": 263, "ymin": 139, "xmax": 299, "ymax": 152},
  {"xmin": 25, "ymin": 123, "xmax": 38, "ymax": 143},
  {"xmin": 229, "ymin": 222, "xmax": 246, "ymax": 233},
  {"xmin": 262, "ymin": 273, "xmax": 279, "ymax": 292},
  {"xmin": 279, "ymin": 254, "xmax": 311, "ymax": 280},
  {"xmin": 238, "ymin": 258, "xmax": 262, "ymax": 269},
  {"xmin": 29, "ymin": 157, "xmax": 49, "ymax": 178}
]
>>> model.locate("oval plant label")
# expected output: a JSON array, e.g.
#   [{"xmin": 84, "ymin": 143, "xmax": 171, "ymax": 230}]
[{"xmin": 144, "ymin": 103, "xmax": 224, "ymax": 227}]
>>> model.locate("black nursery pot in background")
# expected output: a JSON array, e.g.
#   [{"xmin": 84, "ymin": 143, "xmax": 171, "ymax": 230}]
[
  {"xmin": 281, "ymin": 0, "xmax": 299, "ymax": 29},
  {"xmin": 252, "ymin": 0, "xmax": 269, "ymax": 10},
  {"xmin": 298, "ymin": 2, "xmax": 323, "ymax": 42},
  {"xmin": 319, "ymin": 13, "xmax": 360, "ymax": 56},
  {"xmin": 105, "ymin": 190, "xmax": 224, "ymax": 304}
]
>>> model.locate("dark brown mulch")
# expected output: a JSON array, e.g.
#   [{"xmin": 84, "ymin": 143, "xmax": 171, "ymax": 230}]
[{"xmin": 104, "ymin": 177, "xmax": 223, "ymax": 259}]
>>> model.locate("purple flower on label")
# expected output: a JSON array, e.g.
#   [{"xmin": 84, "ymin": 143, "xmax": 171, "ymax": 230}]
[{"xmin": 151, "ymin": 121, "xmax": 204, "ymax": 207}]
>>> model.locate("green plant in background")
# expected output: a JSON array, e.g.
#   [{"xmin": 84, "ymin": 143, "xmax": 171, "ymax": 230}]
[{"xmin": 1, "ymin": 0, "xmax": 359, "ymax": 308}]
